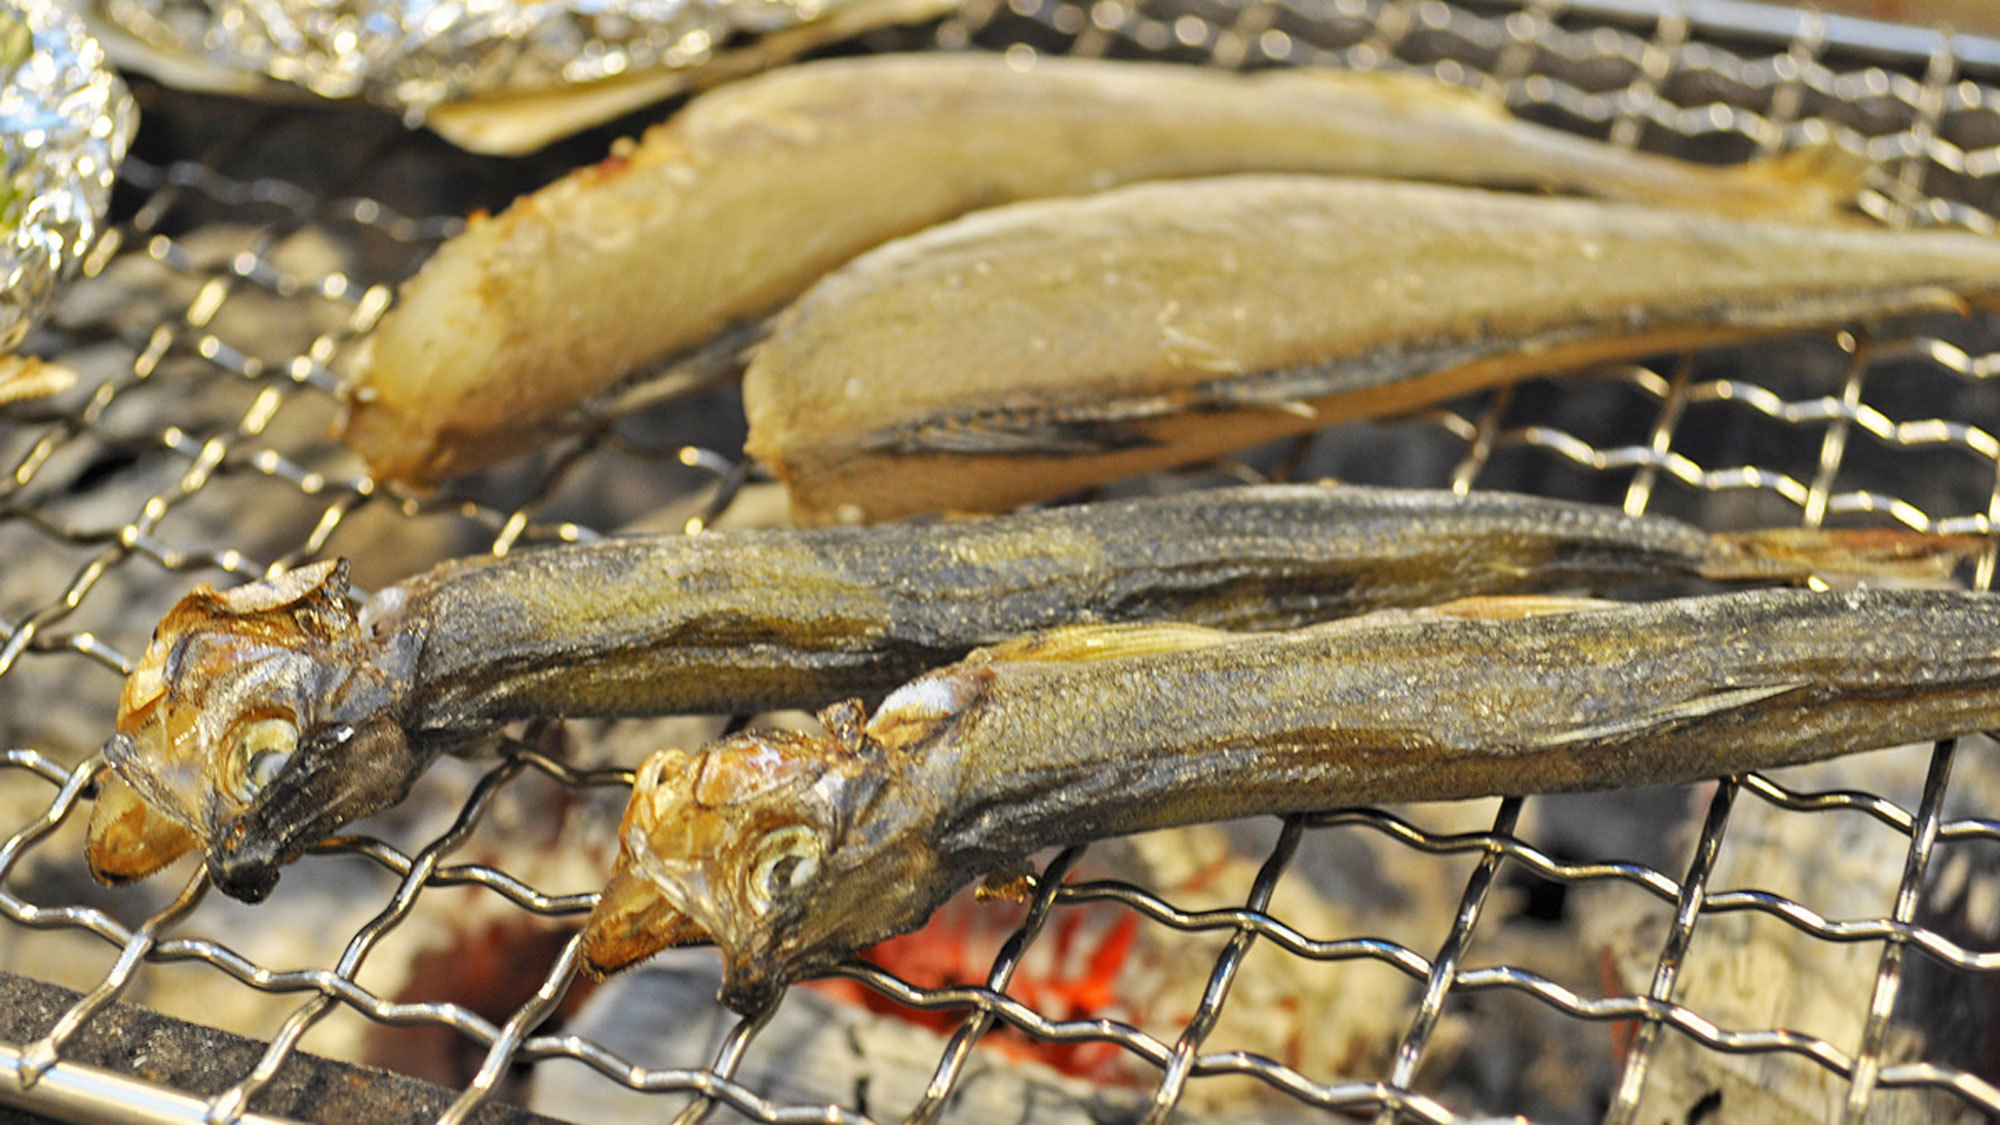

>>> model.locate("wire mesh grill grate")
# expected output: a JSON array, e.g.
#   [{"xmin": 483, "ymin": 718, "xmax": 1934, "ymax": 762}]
[{"xmin": 8, "ymin": 1, "xmax": 2000, "ymax": 1122}]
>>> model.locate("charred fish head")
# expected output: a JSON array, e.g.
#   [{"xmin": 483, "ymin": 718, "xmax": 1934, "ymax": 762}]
[
  {"xmin": 86, "ymin": 559, "xmax": 420, "ymax": 901},
  {"xmin": 582, "ymin": 691, "xmax": 970, "ymax": 1014}
]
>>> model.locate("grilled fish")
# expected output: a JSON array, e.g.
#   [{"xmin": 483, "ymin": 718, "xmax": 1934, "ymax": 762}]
[
  {"xmin": 83, "ymin": 485, "xmax": 1978, "ymax": 900},
  {"xmin": 583, "ymin": 587, "xmax": 2000, "ymax": 1013},
  {"xmin": 342, "ymin": 53, "xmax": 1867, "ymax": 486},
  {"xmin": 745, "ymin": 173, "xmax": 2000, "ymax": 524}
]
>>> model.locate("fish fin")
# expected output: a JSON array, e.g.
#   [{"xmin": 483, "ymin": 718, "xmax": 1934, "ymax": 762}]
[
  {"xmin": 1737, "ymin": 141, "xmax": 1874, "ymax": 222},
  {"xmin": 1531, "ymin": 681, "xmax": 1811, "ymax": 750},
  {"xmin": 878, "ymin": 415, "xmax": 1158, "ymax": 456},
  {"xmin": 1704, "ymin": 528, "xmax": 1987, "ymax": 585},
  {"xmin": 972, "ymin": 622, "xmax": 1239, "ymax": 664},
  {"xmin": 1424, "ymin": 594, "xmax": 1621, "ymax": 621},
  {"xmin": 818, "ymin": 698, "xmax": 870, "ymax": 755},
  {"xmin": 1193, "ymin": 382, "xmax": 1319, "ymax": 417}
]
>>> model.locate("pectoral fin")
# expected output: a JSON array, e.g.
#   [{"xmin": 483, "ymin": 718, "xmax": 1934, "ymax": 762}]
[
  {"xmin": 1704, "ymin": 527, "xmax": 1988, "ymax": 585},
  {"xmin": 880, "ymin": 415, "xmax": 1159, "ymax": 456},
  {"xmin": 1426, "ymin": 595, "xmax": 1620, "ymax": 621},
  {"xmin": 1531, "ymin": 681, "xmax": 1811, "ymax": 750},
  {"xmin": 971, "ymin": 622, "xmax": 1240, "ymax": 665}
]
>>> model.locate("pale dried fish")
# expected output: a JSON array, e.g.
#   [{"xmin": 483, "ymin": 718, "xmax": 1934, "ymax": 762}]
[
  {"xmin": 83, "ymin": 484, "xmax": 1979, "ymax": 900},
  {"xmin": 744, "ymin": 174, "xmax": 2000, "ymax": 524},
  {"xmin": 341, "ymin": 52, "xmax": 1869, "ymax": 486},
  {"xmin": 93, "ymin": 0, "xmax": 955, "ymax": 151},
  {"xmin": 583, "ymin": 587, "xmax": 2000, "ymax": 1012}
]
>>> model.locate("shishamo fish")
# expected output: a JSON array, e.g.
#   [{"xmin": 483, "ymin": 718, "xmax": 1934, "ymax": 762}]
[
  {"xmin": 583, "ymin": 587, "xmax": 2000, "ymax": 1013},
  {"xmin": 341, "ymin": 53, "xmax": 1867, "ymax": 486},
  {"xmin": 82, "ymin": 485, "xmax": 1977, "ymax": 901},
  {"xmin": 745, "ymin": 173, "xmax": 2000, "ymax": 524}
]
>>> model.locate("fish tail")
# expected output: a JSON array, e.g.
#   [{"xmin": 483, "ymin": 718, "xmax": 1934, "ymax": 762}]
[{"xmin": 1702, "ymin": 527, "xmax": 1989, "ymax": 584}]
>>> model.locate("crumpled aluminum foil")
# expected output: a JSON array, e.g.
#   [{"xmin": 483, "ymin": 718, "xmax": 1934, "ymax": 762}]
[
  {"xmin": 96, "ymin": 0, "xmax": 883, "ymax": 120},
  {"xmin": 2, "ymin": 0, "xmax": 135, "ymax": 353}
]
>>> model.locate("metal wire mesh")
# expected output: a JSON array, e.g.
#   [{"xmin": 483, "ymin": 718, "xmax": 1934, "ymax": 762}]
[{"xmin": 8, "ymin": 0, "xmax": 2000, "ymax": 1122}]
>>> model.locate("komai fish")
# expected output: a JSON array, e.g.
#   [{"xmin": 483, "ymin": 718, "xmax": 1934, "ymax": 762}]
[
  {"xmin": 91, "ymin": 0, "xmax": 957, "ymax": 153},
  {"xmin": 341, "ymin": 52, "xmax": 1868, "ymax": 487},
  {"xmin": 744, "ymin": 173, "xmax": 2000, "ymax": 524},
  {"xmin": 82, "ymin": 485, "xmax": 1977, "ymax": 901},
  {"xmin": 583, "ymin": 587, "xmax": 2000, "ymax": 1013}
]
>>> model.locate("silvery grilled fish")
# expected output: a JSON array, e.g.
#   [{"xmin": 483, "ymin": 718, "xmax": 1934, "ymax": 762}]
[
  {"xmin": 339, "ymin": 52, "xmax": 1869, "ymax": 487},
  {"xmin": 82, "ymin": 485, "xmax": 1976, "ymax": 901},
  {"xmin": 584, "ymin": 587, "xmax": 2000, "ymax": 1013},
  {"xmin": 745, "ymin": 173, "xmax": 2000, "ymax": 524}
]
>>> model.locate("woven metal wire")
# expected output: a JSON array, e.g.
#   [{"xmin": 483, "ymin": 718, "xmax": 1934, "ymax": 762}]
[{"xmin": 7, "ymin": 0, "xmax": 2000, "ymax": 1122}]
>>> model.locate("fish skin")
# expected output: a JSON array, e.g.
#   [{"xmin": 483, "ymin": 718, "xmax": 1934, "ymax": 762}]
[
  {"xmin": 583, "ymin": 587, "xmax": 2000, "ymax": 1013},
  {"xmin": 343, "ymin": 53, "xmax": 1868, "ymax": 486},
  {"xmin": 743, "ymin": 174, "xmax": 2000, "ymax": 524},
  {"xmin": 83, "ymin": 484, "xmax": 1982, "ymax": 900}
]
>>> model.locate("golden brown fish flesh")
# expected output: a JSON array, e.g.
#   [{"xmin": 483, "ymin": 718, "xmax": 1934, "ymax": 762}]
[
  {"xmin": 342, "ymin": 53, "xmax": 1868, "ymax": 486},
  {"xmin": 584, "ymin": 587, "xmax": 2000, "ymax": 1012},
  {"xmin": 744, "ymin": 174, "xmax": 2000, "ymax": 524},
  {"xmin": 82, "ymin": 485, "xmax": 1977, "ymax": 900}
]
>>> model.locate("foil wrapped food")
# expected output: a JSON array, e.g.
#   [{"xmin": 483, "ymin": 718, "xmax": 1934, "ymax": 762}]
[
  {"xmin": 2, "ymin": 0, "xmax": 135, "ymax": 353},
  {"xmin": 92, "ymin": 0, "xmax": 955, "ymax": 152}
]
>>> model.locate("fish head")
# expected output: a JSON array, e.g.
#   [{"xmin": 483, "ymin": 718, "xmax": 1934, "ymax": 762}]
[
  {"xmin": 583, "ymin": 699, "xmax": 952, "ymax": 1014},
  {"xmin": 87, "ymin": 559, "xmax": 413, "ymax": 901}
]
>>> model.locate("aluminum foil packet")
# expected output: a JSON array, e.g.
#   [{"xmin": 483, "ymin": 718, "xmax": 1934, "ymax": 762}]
[
  {"xmin": 2, "ymin": 0, "xmax": 136, "ymax": 353},
  {"xmin": 92, "ymin": 0, "xmax": 953, "ymax": 152}
]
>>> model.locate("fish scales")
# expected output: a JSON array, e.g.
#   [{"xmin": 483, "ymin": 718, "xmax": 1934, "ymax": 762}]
[{"xmin": 585, "ymin": 588, "xmax": 2000, "ymax": 1012}]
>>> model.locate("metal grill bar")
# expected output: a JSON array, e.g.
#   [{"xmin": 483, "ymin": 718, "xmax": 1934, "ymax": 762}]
[{"xmin": 1603, "ymin": 779, "xmax": 1734, "ymax": 1123}]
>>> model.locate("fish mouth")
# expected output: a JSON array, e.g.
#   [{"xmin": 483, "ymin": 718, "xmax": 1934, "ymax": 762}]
[{"xmin": 205, "ymin": 717, "xmax": 416, "ymax": 902}]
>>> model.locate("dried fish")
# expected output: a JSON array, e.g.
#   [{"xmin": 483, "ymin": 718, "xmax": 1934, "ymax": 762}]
[
  {"xmin": 583, "ymin": 587, "xmax": 2000, "ymax": 1013},
  {"xmin": 83, "ymin": 484, "xmax": 1978, "ymax": 901},
  {"xmin": 93, "ymin": 0, "xmax": 956, "ymax": 152},
  {"xmin": 341, "ymin": 52, "xmax": 1870, "ymax": 486},
  {"xmin": 745, "ymin": 174, "xmax": 2000, "ymax": 524}
]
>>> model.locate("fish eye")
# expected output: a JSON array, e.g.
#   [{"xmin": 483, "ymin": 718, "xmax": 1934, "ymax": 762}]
[
  {"xmin": 228, "ymin": 718, "xmax": 298, "ymax": 804},
  {"xmin": 747, "ymin": 824, "xmax": 822, "ymax": 915}
]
